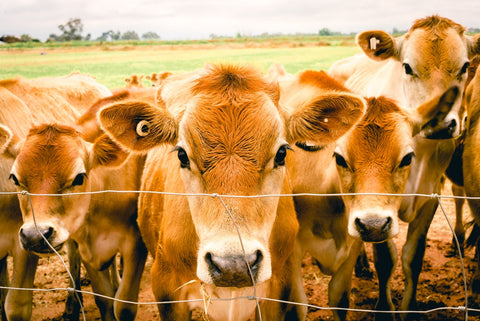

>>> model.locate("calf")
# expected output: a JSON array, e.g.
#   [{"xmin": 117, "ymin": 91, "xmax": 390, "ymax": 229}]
[
  {"xmin": 98, "ymin": 63, "xmax": 366, "ymax": 320},
  {"xmin": 0, "ymin": 74, "xmax": 111, "ymax": 320},
  {"xmin": 0, "ymin": 123, "xmax": 147, "ymax": 321},
  {"xmin": 272, "ymin": 67, "xmax": 458, "ymax": 321},
  {"xmin": 328, "ymin": 15, "xmax": 480, "ymax": 318},
  {"xmin": 462, "ymin": 61, "xmax": 480, "ymax": 305}
]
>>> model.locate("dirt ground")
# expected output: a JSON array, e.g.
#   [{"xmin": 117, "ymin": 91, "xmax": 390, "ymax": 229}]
[{"xmin": 8, "ymin": 180, "xmax": 478, "ymax": 320}]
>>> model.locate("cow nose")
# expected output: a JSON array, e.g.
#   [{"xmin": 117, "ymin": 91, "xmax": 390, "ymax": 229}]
[
  {"xmin": 19, "ymin": 225, "xmax": 56, "ymax": 253},
  {"xmin": 425, "ymin": 118, "xmax": 457, "ymax": 139},
  {"xmin": 205, "ymin": 250, "xmax": 263, "ymax": 287},
  {"xmin": 355, "ymin": 217, "xmax": 392, "ymax": 242}
]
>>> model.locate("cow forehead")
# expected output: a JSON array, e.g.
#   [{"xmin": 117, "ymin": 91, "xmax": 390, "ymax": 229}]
[
  {"xmin": 341, "ymin": 97, "xmax": 412, "ymax": 169},
  {"xmin": 402, "ymin": 27, "xmax": 468, "ymax": 75},
  {"xmin": 16, "ymin": 125, "xmax": 87, "ymax": 187}
]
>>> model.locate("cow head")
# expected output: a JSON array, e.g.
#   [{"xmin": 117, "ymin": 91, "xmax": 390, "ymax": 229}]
[
  {"xmin": 98, "ymin": 64, "xmax": 365, "ymax": 287},
  {"xmin": 356, "ymin": 15, "xmax": 480, "ymax": 138},
  {"xmin": 0, "ymin": 124, "xmax": 128, "ymax": 255},
  {"xmin": 334, "ymin": 86, "xmax": 459, "ymax": 242}
]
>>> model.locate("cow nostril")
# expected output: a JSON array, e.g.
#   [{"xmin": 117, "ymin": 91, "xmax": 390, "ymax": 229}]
[
  {"xmin": 205, "ymin": 252, "xmax": 221, "ymax": 274},
  {"xmin": 43, "ymin": 226, "xmax": 54, "ymax": 240},
  {"xmin": 355, "ymin": 218, "xmax": 367, "ymax": 233},
  {"xmin": 382, "ymin": 217, "xmax": 392, "ymax": 232},
  {"xmin": 448, "ymin": 119, "xmax": 457, "ymax": 130}
]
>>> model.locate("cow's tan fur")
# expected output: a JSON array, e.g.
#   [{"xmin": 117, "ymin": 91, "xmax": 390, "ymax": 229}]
[
  {"xmin": 0, "ymin": 74, "xmax": 111, "ymax": 320},
  {"xmin": 272, "ymin": 66, "xmax": 458, "ymax": 321},
  {"xmin": 328, "ymin": 16, "xmax": 480, "ymax": 318},
  {"xmin": 98, "ymin": 63, "xmax": 366, "ymax": 320}
]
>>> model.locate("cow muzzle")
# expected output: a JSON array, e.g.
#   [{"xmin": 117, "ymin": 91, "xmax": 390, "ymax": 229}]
[
  {"xmin": 197, "ymin": 239, "xmax": 271, "ymax": 288},
  {"xmin": 205, "ymin": 250, "xmax": 263, "ymax": 287},
  {"xmin": 19, "ymin": 223, "xmax": 66, "ymax": 255},
  {"xmin": 349, "ymin": 210, "xmax": 399, "ymax": 243}
]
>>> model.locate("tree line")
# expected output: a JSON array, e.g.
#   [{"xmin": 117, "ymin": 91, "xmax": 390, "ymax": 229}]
[{"xmin": 1, "ymin": 18, "xmax": 160, "ymax": 43}]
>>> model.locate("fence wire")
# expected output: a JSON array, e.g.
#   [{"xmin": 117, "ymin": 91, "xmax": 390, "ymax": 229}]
[{"xmin": 1, "ymin": 189, "xmax": 480, "ymax": 321}]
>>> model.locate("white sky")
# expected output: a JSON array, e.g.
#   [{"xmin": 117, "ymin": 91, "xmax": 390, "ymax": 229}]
[{"xmin": 1, "ymin": 0, "xmax": 479, "ymax": 41}]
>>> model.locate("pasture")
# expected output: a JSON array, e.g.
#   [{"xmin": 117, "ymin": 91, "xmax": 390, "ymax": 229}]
[
  {"xmin": 0, "ymin": 42, "xmax": 477, "ymax": 320},
  {"xmin": 0, "ymin": 44, "xmax": 359, "ymax": 88}
]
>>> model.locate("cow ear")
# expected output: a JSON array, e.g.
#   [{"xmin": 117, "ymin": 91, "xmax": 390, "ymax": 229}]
[
  {"xmin": 467, "ymin": 34, "xmax": 480, "ymax": 57},
  {"xmin": 90, "ymin": 134, "xmax": 130, "ymax": 168},
  {"xmin": 0, "ymin": 125, "xmax": 22, "ymax": 158},
  {"xmin": 413, "ymin": 86, "xmax": 460, "ymax": 137},
  {"xmin": 356, "ymin": 30, "xmax": 400, "ymax": 61},
  {"xmin": 286, "ymin": 93, "xmax": 366, "ymax": 145},
  {"xmin": 98, "ymin": 100, "xmax": 178, "ymax": 152}
]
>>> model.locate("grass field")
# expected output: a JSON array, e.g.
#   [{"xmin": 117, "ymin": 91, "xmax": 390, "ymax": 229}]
[{"xmin": 1, "ymin": 44, "xmax": 359, "ymax": 88}]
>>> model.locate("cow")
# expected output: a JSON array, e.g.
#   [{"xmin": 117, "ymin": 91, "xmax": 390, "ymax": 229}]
[
  {"xmin": 461, "ymin": 60, "xmax": 480, "ymax": 306},
  {"xmin": 0, "ymin": 121, "xmax": 147, "ymax": 321},
  {"xmin": 146, "ymin": 72, "xmax": 172, "ymax": 87},
  {"xmin": 124, "ymin": 74, "xmax": 144, "ymax": 88},
  {"xmin": 444, "ymin": 55, "xmax": 480, "ymax": 256},
  {"xmin": 97, "ymin": 63, "xmax": 366, "ymax": 320},
  {"xmin": 328, "ymin": 15, "xmax": 480, "ymax": 319},
  {"xmin": 270, "ymin": 66, "xmax": 459, "ymax": 321},
  {"xmin": 0, "ymin": 74, "xmax": 111, "ymax": 320}
]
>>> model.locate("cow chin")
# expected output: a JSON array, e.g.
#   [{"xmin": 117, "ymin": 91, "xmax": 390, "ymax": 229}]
[
  {"xmin": 348, "ymin": 209, "xmax": 399, "ymax": 243},
  {"xmin": 196, "ymin": 239, "xmax": 272, "ymax": 288},
  {"xmin": 19, "ymin": 222, "xmax": 69, "ymax": 256}
]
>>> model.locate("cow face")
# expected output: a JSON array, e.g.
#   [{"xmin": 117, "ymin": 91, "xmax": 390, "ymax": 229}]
[
  {"xmin": 1, "ymin": 124, "xmax": 128, "ymax": 255},
  {"xmin": 98, "ymin": 64, "xmax": 365, "ymax": 288},
  {"xmin": 334, "ymin": 87, "xmax": 459, "ymax": 242},
  {"xmin": 357, "ymin": 15, "xmax": 480, "ymax": 138}
]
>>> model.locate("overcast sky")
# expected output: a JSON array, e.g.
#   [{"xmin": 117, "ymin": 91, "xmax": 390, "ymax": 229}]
[{"xmin": 1, "ymin": 0, "xmax": 479, "ymax": 41}]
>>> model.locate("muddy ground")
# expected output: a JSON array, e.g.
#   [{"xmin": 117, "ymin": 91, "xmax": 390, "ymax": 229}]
[{"xmin": 8, "ymin": 180, "xmax": 478, "ymax": 320}]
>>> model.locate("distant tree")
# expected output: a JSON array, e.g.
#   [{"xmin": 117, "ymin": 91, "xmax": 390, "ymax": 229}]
[
  {"xmin": 121, "ymin": 30, "xmax": 140, "ymax": 40},
  {"xmin": 97, "ymin": 30, "xmax": 121, "ymax": 41},
  {"xmin": 57, "ymin": 18, "xmax": 84, "ymax": 41},
  {"xmin": 318, "ymin": 28, "xmax": 333, "ymax": 36},
  {"xmin": 0, "ymin": 35, "xmax": 21, "ymax": 43},
  {"xmin": 142, "ymin": 31, "xmax": 160, "ymax": 40}
]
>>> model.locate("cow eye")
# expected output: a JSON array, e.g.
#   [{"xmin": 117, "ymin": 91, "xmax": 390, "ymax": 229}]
[
  {"xmin": 403, "ymin": 63, "xmax": 414, "ymax": 76},
  {"xmin": 274, "ymin": 144, "xmax": 291, "ymax": 167},
  {"xmin": 399, "ymin": 152, "xmax": 415, "ymax": 168},
  {"xmin": 72, "ymin": 173, "xmax": 87, "ymax": 186},
  {"xmin": 174, "ymin": 147, "xmax": 190, "ymax": 169},
  {"xmin": 460, "ymin": 62, "xmax": 470, "ymax": 76},
  {"xmin": 9, "ymin": 173, "xmax": 20, "ymax": 186},
  {"xmin": 333, "ymin": 152, "xmax": 349, "ymax": 169}
]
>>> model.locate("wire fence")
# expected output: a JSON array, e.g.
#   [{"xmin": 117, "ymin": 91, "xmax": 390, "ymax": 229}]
[{"xmin": 1, "ymin": 189, "xmax": 480, "ymax": 321}]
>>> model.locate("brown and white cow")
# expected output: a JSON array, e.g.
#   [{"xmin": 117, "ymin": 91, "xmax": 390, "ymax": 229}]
[
  {"xmin": 124, "ymin": 74, "xmax": 144, "ymax": 88},
  {"xmin": 98, "ymin": 63, "xmax": 366, "ymax": 320},
  {"xmin": 328, "ymin": 15, "xmax": 480, "ymax": 318},
  {"xmin": 271, "ymin": 67, "xmax": 459, "ymax": 321},
  {"xmin": 0, "ymin": 121, "xmax": 147, "ymax": 321},
  {"xmin": 0, "ymin": 74, "xmax": 111, "ymax": 320}
]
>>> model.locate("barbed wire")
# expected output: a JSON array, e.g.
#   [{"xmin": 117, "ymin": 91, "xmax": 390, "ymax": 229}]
[{"xmin": 1, "ymin": 189, "xmax": 479, "ymax": 320}]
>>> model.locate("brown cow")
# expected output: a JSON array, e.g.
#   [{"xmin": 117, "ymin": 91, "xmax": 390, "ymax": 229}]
[
  {"xmin": 146, "ymin": 72, "xmax": 172, "ymax": 87},
  {"xmin": 0, "ymin": 120, "xmax": 147, "ymax": 321},
  {"xmin": 328, "ymin": 15, "xmax": 480, "ymax": 319},
  {"xmin": 98, "ymin": 63, "xmax": 366, "ymax": 320},
  {"xmin": 271, "ymin": 66, "xmax": 459, "ymax": 321},
  {"xmin": 462, "ymin": 60, "xmax": 480, "ymax": 305},
  {"xmin": 0, "ymin": 74, "xmax": 111, "ymax": 320},
  {"xmin": 124, "ymin": 74, "xmax": 144, "ymax": 88}
]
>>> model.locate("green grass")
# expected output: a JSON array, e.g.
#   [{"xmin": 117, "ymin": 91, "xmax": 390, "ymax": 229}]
[{"xmin": 1, "ymin": 45, "xmax": 359, "ymax": 88}]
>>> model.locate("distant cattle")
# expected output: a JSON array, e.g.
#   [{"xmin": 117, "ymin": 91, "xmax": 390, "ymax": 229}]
[
  {"xmin": 328, "ymin": 15, "xmax": 480, "ymax": 318},
  {"xmin": 462, "ymin": 53, "xmax": 480, "ymax": 305},
  {"xmin": 271, "ymin": 66, "xmax": 458, "ymax": 320},
  {"xmin": 124, "ymin": 74, "xmax": 144, "ymax": 88},
  {"xmin": 0, "ymin": 74, "xmax": 111, "ymax": 320},
  {"xmin": 98, "ymin": 63, "xmax": 365, "ymax": 320},
  {"xmin": 145, "ymin": 72, "xmax": 172, "ymax": 87}
]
